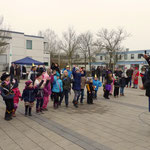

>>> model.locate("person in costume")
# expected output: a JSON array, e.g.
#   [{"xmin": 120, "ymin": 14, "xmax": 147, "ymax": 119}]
[
  {"xmin": 103, "ymin": 71, "xmax": 113, "ymax": 99},
  {"xmin": 0, "ymin": 72, "xmax": 15, "ymax": 121},
  {"xmin": 12, "ymin": 79, "xmax": 21, "ymax": 117}
]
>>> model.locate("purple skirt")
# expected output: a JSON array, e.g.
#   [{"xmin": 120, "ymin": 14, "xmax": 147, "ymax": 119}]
[{"xmin": 105, "ymin": 84, "xmax": 111, "ymax": 91}]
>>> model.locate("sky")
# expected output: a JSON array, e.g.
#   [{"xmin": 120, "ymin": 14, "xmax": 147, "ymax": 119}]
[{"xmin": 0, "ymin": 0, "xmax": 150, "ymax": 50}]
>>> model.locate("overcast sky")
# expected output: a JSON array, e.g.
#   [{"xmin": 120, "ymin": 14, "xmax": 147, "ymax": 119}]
[{"xmin": 0, "ymin": 0, "xmax": 150, "ymax": 50}]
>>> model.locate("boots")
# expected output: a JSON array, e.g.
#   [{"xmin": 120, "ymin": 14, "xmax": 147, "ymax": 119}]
[
  {"xmin": 29, "ymin": 107, "xmax": 32, "ymax": 116},
  {"xmin": 25, "ymin": 106, "xmax": 29, "ymax": 116}
]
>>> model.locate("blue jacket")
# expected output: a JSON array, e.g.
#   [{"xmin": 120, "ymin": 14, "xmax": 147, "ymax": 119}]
[
  {"xmin": 52, "ymin": 76, "xmax": 63, "ymax": 93},
  {"xmin": 93, "ymin": 80, "xmax": 102, "ymax": 91},
  {"xmin": 62, "ymin": 69, "xmax": 72, "ymax": 78},
  {"xmin": 72, "ymin": 67, "xmax": 81, "ymax": 91}
]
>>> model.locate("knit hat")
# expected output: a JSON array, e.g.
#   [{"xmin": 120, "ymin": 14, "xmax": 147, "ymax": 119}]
[
  {"xmin": 75, "ymin": 67, "xmax": 80, "ymax": 71},
  {"xmin": 25, "ymin": 80, "xmax": 32, "ymax": 86},
  {"xmin": 1, "ymin": 72, "xmax": 10, "ymax": 81}
]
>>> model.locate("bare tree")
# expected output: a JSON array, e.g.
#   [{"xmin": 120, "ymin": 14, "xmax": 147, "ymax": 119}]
[
  {"xmin": 0, "ymin": 17, "xmax": 10, "ymax": 55},
  {"xmin": 97, "ymin": 28, "xmax": 130, "ymax": 70},
  {"xmin": 38, "ymin": 29, "xmax": 58, "ymax": 65},
  {"xmin": 59, "ymin": 27, "xmax": 79, "ymax": 67},
  {"xmin": 78, "ymin": 31, "xmax": 98, "ymax": 71}
]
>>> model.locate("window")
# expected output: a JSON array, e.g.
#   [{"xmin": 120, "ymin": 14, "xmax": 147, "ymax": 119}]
[
  {"xmin": 131, "ymin": 54, "xmax": 134, "ymax": 59},
  {"xmin": 26, "ymin": 40, "xmax": 32, "ymax": 49},
  {"xmin": 138, "ymin": 54, "xmax": 143, "ymax": 59},
  {"xmin": 124, "ymin": 54, "xmax": 128, "ymax": 60},
  {"xmin": 119, "ymin": 55, "xmax": 122, "ymax": 60},
  {"xmin": 100, "ymin": 56, "xmax": 103, "ymax": 60}
]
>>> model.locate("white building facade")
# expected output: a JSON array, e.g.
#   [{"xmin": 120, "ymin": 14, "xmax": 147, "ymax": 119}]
[
  {"xmin": 92, "ymin": 50, "xmax": 150, "ymax": 70},
  {"xmin": 0, "ymin": 30, "xmax": 50, "ymax": 71}
]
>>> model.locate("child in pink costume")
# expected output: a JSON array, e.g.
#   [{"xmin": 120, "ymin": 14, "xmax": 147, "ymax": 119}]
[
  {"xmin": 42, "ymin": 73, "xmax": 54, "ymax": 111},
  {"xmin": 12, "ymin": 80, "xmax": 21, "ymax": 117}
]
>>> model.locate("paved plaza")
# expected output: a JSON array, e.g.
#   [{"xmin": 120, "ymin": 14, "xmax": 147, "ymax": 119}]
[{"xmin": 0, "ymin": 80, "xmax": 150, "ymax": 150}]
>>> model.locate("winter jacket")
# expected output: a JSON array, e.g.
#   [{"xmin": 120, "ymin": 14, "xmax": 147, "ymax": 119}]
[
  {"xmin": 52, "ymin": 76, "xmax": 63, "ymax": 93},
  {"xmin": 43, "ymin": 75, "xmax": 54, "ymax": 96},
  {"xmin": 34, "ymin": 79, "xmax": 44, "ymax": 99},
  {"xmin": 119, "ymin": 77, "xmax": 126, "ymax": 87},
  {"xmin": 72, "ymin": 67, "xmax": 81, "ymax": 91},
  {"xmin": 62, "ymin": 69, "xmax": 72, "ymax": 78},
  {"xmin": 22, "ymin": 87, "xmax": 37, "ymax": 102},
  {"xmin": 62, "ymin": 76, "xmax": 71, "ymax": 91},
  {"xmin": 0, "ymin": 81, "xmax": 15, "ymax": 100},
  {"xmin": 126, "ymin": 69, "xmax": 133, "ymax": 77},
  {"xmin": 93, "ymin": 80, "xmax": 102, "ymax": 91},
  {"xmin": 12, "ymin": 87, "xmax": 21, "ymax": 104},
  {"xmin": 28, "ymin": 71, "xmax": 37, "ymax": 83},
  {"xmin": 86, "ymin": 82, "xmax": 95, "ymax": 93},
  {"xmin": 114, "ymin": 80, "xmax": 120, "ymax": 88}
]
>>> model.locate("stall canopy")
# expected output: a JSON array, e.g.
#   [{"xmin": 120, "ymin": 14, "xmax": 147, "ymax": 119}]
[{"xmin": 13, "ymin": 57, "xmax": 44, "ymax": 65}]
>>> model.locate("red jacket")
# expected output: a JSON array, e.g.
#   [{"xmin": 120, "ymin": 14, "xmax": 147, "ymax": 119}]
[{"xmin": 12, "ymin": 88, "xmax": 21, "ymax": 104}]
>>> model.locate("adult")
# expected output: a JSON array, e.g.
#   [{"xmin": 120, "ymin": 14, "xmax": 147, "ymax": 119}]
[
  {"xmin": 28, "ymin": 66, "xmax": 37, "ymax": 84},
  {"xmin": 96, "ymin": 66, "xmax": 101, "ymax": 80},
  {"xmin": 15, "ymin": 65, "xmax": 21, "ymax": 83},
  {"xmin": 36, "ymin": 65, "xmax": 40, "ymax": 73},
  {"xmin": 63, "ymin": 65, "xmax": 72, "ymax": 78},
  {"xmin": 10, "ymin": 63, "xmax": 15, "ymax": 83},
  {"xmin": 91, "ymin": 66, "xmax": 96, "ymax": 77},
  {"xmin": 126, "ymin": 67, "xmax": 133, "ymax": 87},
  {"xmin": 102, "ymin": 67, "xmax": 106, "ymax": 83},
  {"xmin": 132, "ymin": 67, "xmax": 139, "ymax": 89},
  {"xmin": 22, "ymin": 65, "xmax": 27, "ymax": 79}
]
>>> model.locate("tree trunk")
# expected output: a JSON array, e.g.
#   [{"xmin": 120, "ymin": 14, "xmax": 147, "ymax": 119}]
[{"xmin": 85, "ymin": 55, "xmax": 87, "ymax": 70}]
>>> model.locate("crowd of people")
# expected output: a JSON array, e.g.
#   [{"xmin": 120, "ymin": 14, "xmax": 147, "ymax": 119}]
[{"xmin": 0, "ymin": 61, "xmax": 147, "ymax": 121}]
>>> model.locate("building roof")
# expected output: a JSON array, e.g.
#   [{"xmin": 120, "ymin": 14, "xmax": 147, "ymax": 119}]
[
  {"xmin": 0, "ymin": 30, "xmax": 44, "ymax": 39},
  {"xmin": 96, "ymin": 49, "xmax": 150, "ymax": 56}
]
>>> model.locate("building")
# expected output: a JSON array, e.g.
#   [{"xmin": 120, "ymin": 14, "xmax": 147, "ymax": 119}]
[
  {"xmin": 92, "ymin": 49, "xmax": 150, "ymax": 70},
  {"xmin": 0, "ymin": 30, "xmax": 50, "ymax": 71}
]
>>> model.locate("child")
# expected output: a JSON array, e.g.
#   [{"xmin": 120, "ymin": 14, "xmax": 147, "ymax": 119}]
[
  {"xmin": 52, "ymin": 72, "xmax": 63, "ymax": 109},
  {"xmin": 114, "ymin": 76, "xmax": 120, "ymax": 98},
  {"xmin": 79, "ymin": 70, "xmax": 87, "ymax": 104},
  {"xmin": 34, "ymin": 73, "xmax": 45, "ymax": 113},
  {"xmin": 86, "ymin": 78, "xmax": 95, "ymax": 104},
  {"xmin": 93, "ymin": 75, "xmax": 102, "ymax": 99},
  {"xmin": 12, "ymin": 79, "xmax": 21, "ymax": 117},
  {"xmin": 60, "ymin": 70, "xmax": 71, "ymax": 107},
  {"xmin": 42, "ymin": 73, "xmax": 54, "ymax": 111},
  {"xmin": 120, "ymin": 73, "xmax": 126, "ymax": 96},
  {"xmin": 0, "ymin": 72, "xmax": 15, "ymax": 121},
  {"xmin": 72, "ymin": 67, "xmax": 82, "ymax": 108},
  {"xmin": 22, "ymin": 81, "xmax": 36, "ymax": 116},
  {"xmin": 103, "ymin": 71, "xmax": 113, "ymax": 99}
]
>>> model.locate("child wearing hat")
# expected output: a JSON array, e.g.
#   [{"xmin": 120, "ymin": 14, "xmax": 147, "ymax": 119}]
[
  {"xmin": 86, "ymin": 78, "xmax": 95, "ymax": 104},
  {"xmin": 0, "ymin": 72, "xmax": 15, "ymax": 121},
  {"xmin": 93, "ymin": 75, "xmax": 102, "ymax": 99},
  {"xmin": 12, "ymin": 79, "xmax": 21, "ymax": 117},
  {"xmin": 22, "ymin": 80, "xmax": 36, "ymax": 116},
  {"xmin": 52, "ymin": 72, "xmax": 63, "ymax": 109}
]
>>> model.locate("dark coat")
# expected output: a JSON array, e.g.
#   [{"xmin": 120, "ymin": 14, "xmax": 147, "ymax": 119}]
[
  {"xmin": 119, "ymin": 77, "xmax": 126, "ymax": 87},
  {"xmin": 62, "ymin": 76, "xmax": 71, "ymax": 91},
  {"xmin": 10, "ymin": 66, "xmax": 14, "ymax": 75},
  {"xmin": 72, "ymin": 67, "xmax": 81, "ymax": 91},
  {"xmin": 0, "ymin": 81, "xmax": 15, "ymax": 100},
  {"xmin": 22, "ymin": 87, "xmax": 37, "ymax": 102}
]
